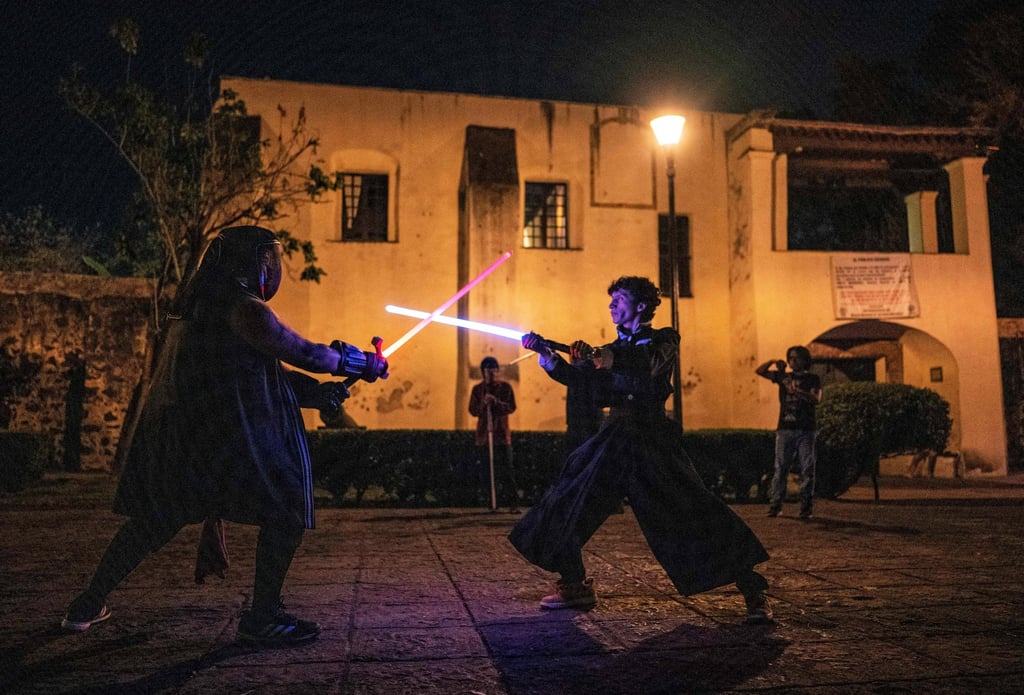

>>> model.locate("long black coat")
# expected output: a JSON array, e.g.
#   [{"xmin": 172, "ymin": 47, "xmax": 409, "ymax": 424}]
[
  {"xmin": 113, "ymin": 280, "xmax": 338, "ymax": 530},
  {"xmin": 509, "ymin": 325, "xmax": 769, "ymax": 595}
]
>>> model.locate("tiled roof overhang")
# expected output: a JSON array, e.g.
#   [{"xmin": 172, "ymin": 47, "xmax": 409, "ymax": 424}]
[{"xmin": 729, "ymin": 114, "xmax": 995, "ymax": 163}]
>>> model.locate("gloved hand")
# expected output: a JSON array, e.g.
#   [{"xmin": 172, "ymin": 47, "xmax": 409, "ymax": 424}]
[
  {"xmin": 573, "ymin": 340, "xmax": 613, "ymax": 369},
  {"xmin": 316, "ymin": 381, "xmax": 350, "ymax": 413},
  {"xmin": 330, "ymin": 340, "xmax": 390, "ymax": 382},
  {"xmin": 569, "ymin": 340, "xmax": 594, "ymax": 361},
  {"xmin": 522, "ymin": 332, "xmax": 553, "ymax": 356},
  {"xmin": 591, "ymin": 346, "xmax": 614, "ymax": 370}
]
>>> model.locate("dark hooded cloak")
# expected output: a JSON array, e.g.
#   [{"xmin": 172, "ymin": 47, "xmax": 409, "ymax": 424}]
[{"xmin": 114, "ymin": 226, "xmax": 338, "ymax": 530}]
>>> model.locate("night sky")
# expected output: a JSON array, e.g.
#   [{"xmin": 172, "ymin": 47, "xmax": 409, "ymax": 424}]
[{"xmin": 2, "ymin": 0, "xmax": 946, "ymax": 235}]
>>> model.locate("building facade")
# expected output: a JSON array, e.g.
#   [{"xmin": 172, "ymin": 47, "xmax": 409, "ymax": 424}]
[{"xmin": 224, "ymin": 77, "xmax": 1007, "ymax": 475}]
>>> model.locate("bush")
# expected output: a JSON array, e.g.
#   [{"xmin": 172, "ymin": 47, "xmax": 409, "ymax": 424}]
[
  {"xmin": 816, "ymin": 382, "xmax": 952, "ymax": 497},
  {"xmin": 682, "ymin": 429, "xmax": 774, "ymax": 502},
  {"xmin": 308, "ymin": 386, "xmax": 950, "ymax": 507},
  {"xmin": 308, "ymin": 428, "xmax": 773, "ymax": 506},
  {"xmin": 0, "ymin": 431, "xmax": 53, "ymax": 493}
]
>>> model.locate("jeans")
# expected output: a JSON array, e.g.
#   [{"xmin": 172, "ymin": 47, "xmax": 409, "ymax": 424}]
[{"xmin": 769, "ymin": 429, "xmax": 816, "ymax": 511}]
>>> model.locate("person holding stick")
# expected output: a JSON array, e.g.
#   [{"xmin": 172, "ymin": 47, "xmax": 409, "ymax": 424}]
[{"xmin": 468, "ymin": 356, "xmax": 521, "ymax": 512}]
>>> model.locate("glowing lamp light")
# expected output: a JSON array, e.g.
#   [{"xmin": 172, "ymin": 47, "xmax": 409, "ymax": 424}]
[{"xmin": 650, "ymin": 114, "xmax": 686, "ymax": 146}]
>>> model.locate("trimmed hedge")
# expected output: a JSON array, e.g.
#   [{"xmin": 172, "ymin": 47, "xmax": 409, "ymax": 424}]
[
  {"xmin": 307, "ymin": 428, "xmax": 776, "ymax": 507},
  {"xmin": 816, "ymin": 382, "xmax": 952, "ymax": 497},
  {"xmin": 308, "ymin": 383, "xmax": 951, "ymax": 506},
  {"xmin": 0, "ymin": 431, "xmax": 53, "ymax": 493},
  {"xmin": 682, "ymin": 429, "xmax": 774, "ymax": 502}
]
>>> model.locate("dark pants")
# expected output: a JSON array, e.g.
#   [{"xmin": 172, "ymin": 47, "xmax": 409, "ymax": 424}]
[
  {"xmin": 74, "ymin": 515, "xmax": 303, "ymax": 620},
  {"xmin": 769, "ymin": 429, "xmax": 817, "ymax": 512}
]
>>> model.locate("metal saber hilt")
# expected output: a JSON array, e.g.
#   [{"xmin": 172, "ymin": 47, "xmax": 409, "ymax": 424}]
[
  {"xmin": 342, "ymin": 336, "xmax": 384, "ymax": 389},
  {"xmin": 542, "ymin": 339, "xmax": 571, "ymax": 354}
]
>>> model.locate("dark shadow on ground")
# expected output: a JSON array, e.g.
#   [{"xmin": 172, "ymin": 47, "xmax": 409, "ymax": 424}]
[
  {"xmin": 0, "ymin": 628, "xmax": 152, "ymax": 692},
  {"xmin": 773, "ymin": 515, "xmax": 923, "ymax": 535},
  {"xmin": 0, "ymin": 624, "xmax": 281, "ymax": 695},
  {"xmin": 56, "ymin": 642, "xmax": 266, "ymax": 694},
  {"xmin": 489, "ymin": 612, "xmax": 787, "ymax": 695}
]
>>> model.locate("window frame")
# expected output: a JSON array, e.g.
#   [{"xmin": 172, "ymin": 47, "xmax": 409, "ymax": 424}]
[{"xmin": 339, "ymin": 172, "xmax": 390, "ymax": 243}]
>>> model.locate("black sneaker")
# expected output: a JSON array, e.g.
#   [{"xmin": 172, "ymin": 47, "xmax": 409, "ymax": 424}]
[
  {"xmin": 799, "ymin": 508, "xmax": 813, "ymax": 520},
  {"xmin": 767, "ymin": 507, "xmax": 780, "ymax": 517},
  {"xmin": 237, "ymin": 606, "xmax": 321, "ymax": 646},
  {"xmin": 743, "ymin": 592, "xmax": 774, "ymax": 624},
  {"xmin": 61, "ymin": 597, "xmax": 112, "ymax": 632}
]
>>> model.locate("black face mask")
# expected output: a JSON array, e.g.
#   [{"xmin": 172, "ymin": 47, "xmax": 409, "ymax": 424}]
[
  {"xmin": 203, "ymin": 226, "xmax": 282, "ymax": 301},
  {"xmin": 255, "ymin": 241, "xmax": 282, "ymax": 301}
]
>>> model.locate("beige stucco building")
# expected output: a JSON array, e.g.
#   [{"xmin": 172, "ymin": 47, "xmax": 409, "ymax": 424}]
[{"xmin": 224, "ymin": 77, "xmax": 1007, "ymax": 475}]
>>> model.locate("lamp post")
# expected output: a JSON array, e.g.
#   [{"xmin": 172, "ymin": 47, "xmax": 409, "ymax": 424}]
[{"xmin": 650, "ymin": 114, "xmax": 686, "ymax": 429}]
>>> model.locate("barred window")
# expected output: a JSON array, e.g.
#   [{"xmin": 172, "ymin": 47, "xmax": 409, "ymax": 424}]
[
  {"xmin": 341, "ymin": 173, "xmax": 388, "ymax": 242},
  {"xmin": 523, "ymin": 182, "xmax": 568, "ymax": 249}
]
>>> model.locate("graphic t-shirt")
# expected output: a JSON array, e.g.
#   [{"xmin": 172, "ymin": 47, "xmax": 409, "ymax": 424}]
[{"xmin": 773, "ymin": 371, "xmax": 821, "ymax": 431}]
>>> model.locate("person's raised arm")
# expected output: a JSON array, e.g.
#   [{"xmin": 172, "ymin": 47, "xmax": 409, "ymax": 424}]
[{"xmin": 756, "ymin": 359, "xmax": 786, "ymax": 381}]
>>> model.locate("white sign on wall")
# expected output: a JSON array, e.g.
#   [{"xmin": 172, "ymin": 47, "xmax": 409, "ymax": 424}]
[{"xmin": 831, "ymin": 254, "xmax": 920, "ymax": 319}]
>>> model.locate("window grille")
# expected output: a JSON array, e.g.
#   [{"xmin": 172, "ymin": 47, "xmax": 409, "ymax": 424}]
[
  {"xmin": 341, "ymin": 173, "xmax": 388, "ymax": 242},
  {"xmin": 523, "ymin": 182, "xmax": 568, "ymax": 249}
]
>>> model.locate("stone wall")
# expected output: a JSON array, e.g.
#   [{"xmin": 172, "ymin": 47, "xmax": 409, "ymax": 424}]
[{"xmin": 0, "ymin": 273, "xmax": 153, "ymax": 472}]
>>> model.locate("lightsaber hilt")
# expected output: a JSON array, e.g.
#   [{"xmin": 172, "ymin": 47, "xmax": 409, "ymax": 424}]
[
  {"xmin": 342, "ymin": 336, "xmax": 385, "ymax": 388},
  {"xmin": 541, "ymin": 338, "xmax": 601, "ymax": 361},
  {"xmin": 542, "ymin": 339, "xmax": 571, "ymax": 354}
]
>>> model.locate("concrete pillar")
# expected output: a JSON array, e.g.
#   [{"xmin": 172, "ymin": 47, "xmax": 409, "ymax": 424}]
[
  {"xmin": 905, "ymin": 190, "xmax": 939, "ymax": 253},
  {"xmin": 456, "ymin": 126, "xmax": 520, "ymax": 430},
  {"xmin": 727, "ymin": 127, "xmax": 776, "ymax": 426},
  {"xmin": 944, "ymin": 157, "xmax": 988, "ymax": 255}
]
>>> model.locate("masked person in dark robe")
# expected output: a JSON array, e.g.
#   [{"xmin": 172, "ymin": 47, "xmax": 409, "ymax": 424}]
[
  {"xmin": 60, "ymin": 226, "xmax": 389, "ymax": 645},
  {"xmin": 512, "ymin": 276, "xmax": 773, "ymax": 623}
]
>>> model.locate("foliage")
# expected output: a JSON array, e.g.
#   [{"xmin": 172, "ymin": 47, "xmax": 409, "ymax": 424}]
[
  {"xmin": 307, "ymin": 429, "xmax": 562, "ymax": 507},
  {"xmin": 916, "ymin": 2, "xmax": 1024, "ymax": 315},
  {"xmin": 0, "ymin": 207, "xmax": 96, "ymax": 274},
  {"xmin": 682, "ymin": 429, "xmax": 774, "ymax": 502},
  {"xmin": 58, "ymin": 17, "xmax": 345, "ymax": 469},
  {"xmin": 0, "ymin": 431, "xmax": 53, "ymax": 493},
  {"xmin": 307, "ymin": 428, "xmax": 781, "ymax": 507},
  {"xmin": 832, "ymin": 1, "xmax": 1024, "ymax": 315},
  {"xmin": 819, "ymin": 382, "xmax": 952, "ymax": 455},
  {"xmin": 816, "ymin": 382, "xmax": 952, "ymax": 493},
  {"xmin": 916, "ymin": 1, "xmax": 1024, "ymax": 134},
  {"xmin": 57, "ymin": 17, "xmax": 339, "ymax": 318}
]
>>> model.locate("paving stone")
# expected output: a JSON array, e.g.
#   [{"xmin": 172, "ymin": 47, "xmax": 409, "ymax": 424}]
[{"xmin": 3, "ymin": 473, "xmax": 1024, "ymax": 694}]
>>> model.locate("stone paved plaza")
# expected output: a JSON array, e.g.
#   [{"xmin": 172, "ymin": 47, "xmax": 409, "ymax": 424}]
[{"xmin": 2, "ymin": 473, "xmax": 1023, "ymax": 693}]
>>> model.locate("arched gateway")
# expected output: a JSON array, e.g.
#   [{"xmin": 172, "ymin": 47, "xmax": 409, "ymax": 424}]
[{"xmin": 810, "ymin": 320, "xmax": 961, "ymax": 453}]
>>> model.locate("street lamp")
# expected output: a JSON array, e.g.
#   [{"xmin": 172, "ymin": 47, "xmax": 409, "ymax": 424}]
[{"xmin": 650, "ymin": 114, "xmax": 686, "ymax": 429}]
